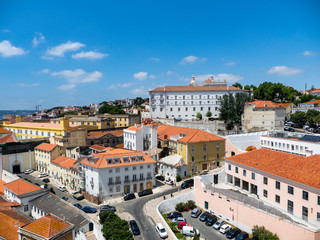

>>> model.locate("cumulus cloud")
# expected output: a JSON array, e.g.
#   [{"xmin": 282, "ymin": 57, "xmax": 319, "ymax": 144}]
[
  {"xmin": 180, "ymin": 55, "xmax": 207, "ymax": 64},
  {"xmin": 194, "ymin": 73, "xmax": 243, "ymax": 83},
  {"xmin": 17, "ymin": 83, "xmax": 39, "ymax": 87},
  {"xmin": 108, "ymin": 82, "xmax": 132, "ymax": 90},
  {"xmin": 302, "ymin": 51, "xmax": 316, "ymax": 56},
  {"xmin": 57, "ymin": 84, "xmax": 76, "ymax": 91},
  {"xmin": 225, "ymin": 61, "xmax": 236, "ymax": 66},
  {"xmin": 50, "ymin": 69, "xmax": 102, "ymax": 83},
  {"xmin": 150, "ymin": 57, "xmax": 160, "ymax": 61},
  {"xmin": 72, "ymin": 51, "xmax": 109, "ymax": 60},
  {"xmin": 0, "ymin": 40, "xmax": 27, "ymax": 57},
  {"xmin": 32, "ymin": 32, "xmax": 45, "ymax": 47},
  {"xmin": 167, "ymin": 71, "xmax": 174, "ymax": 75},
  {"xmin": 133, "ymin": 72, "xmax": 148, "ymax": 80},
  {"xmin": 267, "ymin": 66, "xmax": 303, "ymax": 76},
  {"xmin": 39, "ymin": 68, "xmax": 50, "ymax": 74},
  {"xmin": 2, "ymin": 29, "xmax": 10, "ymax": 33},
  {"xmin": 149, "ymin": 75, "xmax": 156, "ymax": 79},
  {"xmin": 46, "ymin": 41, "xmax": 85, "ymax": 57}
]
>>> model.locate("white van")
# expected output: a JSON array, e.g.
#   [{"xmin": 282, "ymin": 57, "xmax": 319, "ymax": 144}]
[{"xmin": 182, "ymin": 226, "xmax": 200, "ymax": 237}]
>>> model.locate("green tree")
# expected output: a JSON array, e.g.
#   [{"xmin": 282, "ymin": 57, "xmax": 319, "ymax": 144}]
[
  {"xmin": 244, "ymin": 84, "xmax": 257, "ymax": 91},
  {"xmin": 232, "ymin": 82, "xmax": 243, "ymax": 89},
  {"xmin": 306, "ymin": 109, "xmax": 320, "ymax": 126},
  {"xmin": 252, "ymin": 226, "xmax": 279, "ymax": 240},
  {"xmin": 101, "ymin": 211, "xmax": 133, "ymax": 240},
  {"xmin": 253, "ymin": 82, "xmax": 298, "ymax": 102},
  {"xmin": 99, "ymin": 104, "xmax": 126, "ymax": 114},
  {"xmin": 206, "ymin": 111, "xmax": 212, "ymax": 118},
  {"xmin": 196, "ymin": 112, "xmax": 202, "ymax": 119},
  {"xmin": 290, "ymin": 111, "xmax": 307, "ymax": 124}
]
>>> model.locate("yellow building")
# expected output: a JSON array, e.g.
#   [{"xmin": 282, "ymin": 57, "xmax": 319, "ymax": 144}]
[
  {"xmin": 51, "ymin": 156, "xmax": 78, "ymax": 190},
  {"xmin": 51, "ymin": 116, "xmax": 115, "ymax": 130},
  {"xmin": 105, "ymin": 114, "xmax": 141, "ymax": 128},
  {"xmin": 34, "ymin": 143, "xmax": 63, "ymax": 174},
  {"xmin": 157, "ymin": 125, "xmax": 226, "ymax": 173},
  {"xmin": 49, "ymin": 128, "xmax": 87, "ymax": 148}
]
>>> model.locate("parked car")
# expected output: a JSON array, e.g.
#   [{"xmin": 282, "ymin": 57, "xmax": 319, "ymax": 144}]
[
  {"xmin": 167, "ymin": 211, "xmax": 183, "ymax": 219},
  {"xmin": 73, "ymin": 203, "xmax": 82, "ymax": 209},
  {"xmin": 138, "ymin": 189, "xmax": 153, "ymax": 197},
  {"xmin": 205, "ymin": 214, "xmax": 217, "ymax": 226},
  {"xmin": 24, "ymin": 169, "xmax": 33, "ymax": 174},
  {"xmin": 73, "ymin": 192, "xmax": 84, "ymax": 200},
  {"xmin": 172, "ymin": 217, "xmax": 186, "ymax": 224},
  {"xmin": 220, "ymin": 224, "xmax": 232, "ymax": 234},
  {"xmin": 177, "ymin": 222, "xmax": 191, "ymax": 229},
  {"xmin": 34, "ymin": 183, "xmax": 40, "ymax": 186},
  {"xmin": 181, "ymin": 179, "xmax": 194, "ymax": 189},
  {"xmin": 58, "ymin": 186, "xmax": 66, "ymax": 192},
  {"xmin": 303, "ymin": 125, "xmax": 310, "ymax": 130},
  {"xmin": 124, "ymin": 193, "xmax": 136, "ymax": 201},
  {"xmin": 38, "ymin": 173, "xmax": 47, "ymax": 178},
  {"xmin": 284, "ymin": 127, "xmax": 295, "ymax": 132},
  {"xmin": 199, "ymin": 211, "xmax": 210, "ymax": 222},
  {"xmin": 190, "ymin": 208, "xmax": 202, "ymax": 218},
  {"xmin": 100, "ymin": 205, "xmax": 116, "ymax": 212},
  {"xmin": 235, "ymin": 231, "xmax": 249, "ymax": 240},
  {"xmin": 213, "ymin": 219, "xmax": 225, "ymax": 230},
  {"xmin": 60, "ymin": 196, "xmax": 68, "ymax": 201},
  {"xmin": 155, "ymin": 223, "xmax": 168, "ymax": 239},
  {"xmin": 42, "ymin": 178, "xmax": 50, "ymax": 183},
  {"xmin": 208, "ymin": 117, "xmax": 215, "ymax": 121},
  {"xmin": 156, "ymin": 175, "xmax": 165, "ymax": 181},
  {"xmin": 165, "ymin": 179, "xmax": 174, "ymax": 185},
  {"xmin": 40, "ymin": 184, "xmax": 47, "ymax": 189},
  {"xmin": 81, "ymin": 206, "xmax": 97, "ymax": 213},
  {"xmin": 226, "ymin": 228, "xmax": 241, "ymax": 239},
  {"xmin": 182, "ymin": 226, "xmax": 200, "ymax": 237},
  {"xmin": 129, "ymin": 220, "xmax": 140, "ymax": 235}
]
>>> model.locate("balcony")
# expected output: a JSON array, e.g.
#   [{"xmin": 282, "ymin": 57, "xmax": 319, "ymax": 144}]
[
  {"xmin": 115, "ymin": 181, "xmax": 121, "ymax": 185},
  {"xmin": 108, "ymin": 182, "xmax": 114, "ymax": 186},
  {"xmin": 124, "ymin": 179, "xmax": 131, "ymax": 183},
  {"xmin": 132, "ymin": 179, "xmax": 138, "ymax": 182},
  {"xmin": 139, "ymin": 178, "xmax": 145, "ymax": 181},
  {"xmin": 146, "ymin": 176, "xmax": 152, "ymax": 180}
]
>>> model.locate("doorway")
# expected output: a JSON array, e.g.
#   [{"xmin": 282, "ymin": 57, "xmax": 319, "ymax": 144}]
[
  {"xmin": 12, "ymin": 164, "xmax": 21, "ymax": 174},
  {"xmin": 214, "ymin": 174, "xmax": 218, "ymax": 184},
  {"xmin": 139, "ymin": 183, "xmax": 144, "ymax": 192},
  {"xmin": 202, "ymin": 163, "xmax": 208, "ymax": 171},
  {"xmin": 133, "ymin": 184, "xmax": 137, "ymax": 192}
]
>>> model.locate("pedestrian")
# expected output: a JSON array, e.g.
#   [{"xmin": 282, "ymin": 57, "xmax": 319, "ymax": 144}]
[
  {"xmin": 171, "ymin": 193, "xmax": 173, "ymax": 198},
  {"xmin": 163, "ymin": 195, "xmax": 166, "ymax": 200}
]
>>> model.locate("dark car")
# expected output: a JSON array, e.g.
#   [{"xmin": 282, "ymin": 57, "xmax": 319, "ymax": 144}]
[
  {"xmin": 181, "ymin": 179, "xmax": 194, "ymax": 189},
  {"xmin": 81, "ymin": 206, "xmax": 97, "ymax": 213},
  {"xmin": 138, "ymin": 189, "xmax": 153, "ymax": 197},
  {"xmin": 156, "ymin": 175, "xmax": 165, "ymax": 181},
  {"xmin": 167, "ymin": 211, "xmax": 183, "ymax": 219},
  {"xmin": 73, "ymin": 203, "xmax": 82, "ymax": 209},
  {"xmin": 208, "ymin": 117, "xmax": 215, "ymax": 121},
  {"xmin": 42, "ymin": 178, "xmax": 50, "ymax": 183},
  {"xmin": 60, "ymin": 196, "xmax": 68, "ymax": 201},
  {"xmin": 199, "ymin": 211, "xmax": 210, "ymax": 222},
  {"xmin": 100, "ymin": 205, "xmax": 116, "ymax": 212},
  {"xmin": 130, "ymin": 220, "xmax": 141, "ymax": 235},
  {"xmin": 226, "ymin": 228, "xmax": 242, "ymax": 239},
  {"xmin": 34, "ymin": 183, "xmax": 40, "ymax": 186},
  {"xmin": 205, "ymin": 214, "xmax": 217, "ymax": 226},
  {"xmin": 235, "ymin": 232, "xmax": 249, "ymax": 240},
  {"xmin": 124, "ymin": 193, "xmax": 136, "ymax": 201}
]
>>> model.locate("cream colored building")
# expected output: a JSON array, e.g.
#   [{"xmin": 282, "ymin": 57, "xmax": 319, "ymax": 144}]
[
  {"xmin": 49, "ymin": 128, "xmax": 87, "ymax": 148},
  {"xmin": 51, "ymin": 116, "xmax": 115, "ymax": 130},
  {"xmin": 242, "ymin": 100, "xmax": 285, "ymax": 132},
  {"xmin": 34, "ymin": 143, "xmax": 64, "ymax": 174},
  {"xmin": 103, "ymin": 114, "xmax": 141, "ymax": 128}
]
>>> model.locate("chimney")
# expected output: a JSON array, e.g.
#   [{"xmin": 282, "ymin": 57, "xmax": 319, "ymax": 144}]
[{"xmin": 164, "ymin": 135, "xmax": 168, "ymax": 139}]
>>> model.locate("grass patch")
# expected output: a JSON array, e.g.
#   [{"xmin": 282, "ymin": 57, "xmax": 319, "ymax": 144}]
[{"xmin": 162, "ymin": 213, "xmax": 186, "ymax": 240}]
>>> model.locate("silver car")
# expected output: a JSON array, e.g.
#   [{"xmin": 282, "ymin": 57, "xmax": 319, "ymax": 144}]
[
  {"xmin": 213, "ymin": 219, "xmax": 224, "ymax": 230},
  {"xmin": 191, "ymin": 208, "xmax": 202, "ymax": 218}
]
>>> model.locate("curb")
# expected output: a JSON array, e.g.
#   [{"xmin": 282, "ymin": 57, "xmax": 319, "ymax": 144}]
[{"xmin": 156, "ymin": 200, "xmax": 179, "ymax": 240}]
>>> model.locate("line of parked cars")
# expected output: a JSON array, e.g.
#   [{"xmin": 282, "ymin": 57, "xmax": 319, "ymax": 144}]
[
  {"xmin": 191, "ymin": 208, "xmax": 251, "ymax": 240},
  {"xmin": 166, "ymin": 211, "xmax": 200, "ymax": 238},
  {"xmin": 123, "ymin": 189, "xmax": 153, "ymax": 201}
]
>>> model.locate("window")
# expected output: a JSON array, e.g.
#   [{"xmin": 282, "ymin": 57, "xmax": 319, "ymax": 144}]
[
  {"xmin": 243, "ymin": 169, "xmax": 246, "ymax": 177},
  {"xmin": 275, "ymin": 181, "xmax": 280, "ymax": 190},
  {"xmin": 302, "ymin": 206, "xmax": 308, "ymax": 220},
  {"xmin": 263, "ymin": 177, "xmax": 268, "ymax": 185},
  {"xmin": 178, "ymin": 107, "xmax": 180, "ymax": 111},
  {"xmin": 288, "ymin": 186, "xmax": 294, "ymax": 195},
  {"xmin": 216, "ymin": 143, "xmax": 220, "ymax": 150},
  {"xmin": 140, "ymin": 165, "xmax": 143, "ymax": 169},
  {"xmin": 191, "ymin": 146, "xmax": 195, "ymax": 153},
  {"xmin": 193, "ymin": 107, "xmax": 196, "ymax": 111},
  {"xmin": 228, "ymin": 164, "xmax": 231, "ymax": 171},
  {"xmin": 263, "ymin": 190, "xmax": 268, "ymax": 198},
  {"xmin": 125, "ymin": 167, "xmax": 128, "ymax": 171},
  {"xmin": 317, "ymin": 212, "xmax": 320, "ymax": 222},
  {"xmin": 181, "ymin": 145, "xmax": 183, "ymax": 152},
  {"xmin": 116, "ymin": 186, "xmax": 120, "ymax": 192},
  {"xmin": 203, "ymin": 144, "xmax": 207, "ymax": 152},
  {"xmin": 203, "ymin": 154, "xmax": 207, "ymax": 161},
  {"xmin": 216, "ymin": 153, "xmax": 220, "ymax": 159},
  {"xmin": 303, "ymin": 191, "xmax": 309, "ymax": 201},
  {"xmin": 116, "ymin": 168, "xmax": 120, "ymax": 173},
  {"xmin": 191, "ymin": 156, "xmax": 195, "ymax": 162},
  {"xmin": 318, "ymin": 196, "xmax": 320, "ymax": 205},
  {"xmin": 275, "ymin": 195, "xmax": 280, "ymax": 203},
  {"xmin": 235, "ymin": 167, "xmax": 238, "ymax": 173},
  {"xmin": 287, "ymin": 200, "xmax": 294, "ymax": 214},
  {"xmin": 251, "ymin": 172, "xmax": 255, "ymax": 180},
  {"xmin": 24, "ymin": 205, "xmax": 28, "ymax": 212}
]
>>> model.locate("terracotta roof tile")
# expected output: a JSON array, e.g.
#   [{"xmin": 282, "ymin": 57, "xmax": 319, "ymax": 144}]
[
  {"xmin": 302, "ymin": 100, "xmax": 320, "ymax": 105},
  {"xmin": 21, "ymin": 215, "xmax": 72, "ymax": 238},
  {"xmin": 149, "ymin": 85, "xmax": 243, "ymax": 92},
  {"xmin": 0, "ymin": 133, "xmax": 18, "ymax": 144},
  {"xmin": 4, "ymin": 179, "xmax": 42, "ymax": 195},
  {"xmin": 115, "ymin": 143, "xmax": 124, "ymax": 148},
  {"xmin": 0, "ymin": 211, "xmax": 32, "ymax": 240},
  {"xmin": 0, "ymin": 180, "xmax": 6, "ymax": 195},
  {"xmin": 226, "ymin": 148, "xmax": 320, "ymax": 189},
  {"xmin": 277, "ymin": 103, "xmax": 292, "ymax": 108},
  {"xmin": 127, "ymin": 125, "xmax": 142, "ymax": 131},
  {"xmin": 90, "ymin": 144, "xmax": 110, "ymax": 151},
  {"xmin": 52, "ymin": 156, "xmax": 76, "ymax": 169},
  {"xmin": 87, "ymin": 131, "xmax": 108, "ymax": 139},
  {"xmin": 247, "ymin": 100, "xmax": 282, "ymax": 108},
  {"xmin": 109, "ymin": 129, "xmax": 123, "ymax": 136},
  {"xmin": 0, "ymin": 128, "xmax": 12, "ymax": 134},
  {"xmin": 35, "ymin": 142, "xmax": 57, "ymax": 152}
]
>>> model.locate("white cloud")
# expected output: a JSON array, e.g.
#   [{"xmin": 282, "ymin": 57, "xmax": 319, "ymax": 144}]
[
  {"xmin": 46, "ymin": 41, "xmax": 85, "ymax": 57},
  {"xmin": 150, "ymin": 57, "xmax": 160, "ymax": 61},
  {"xmin": 32, "ymin": 32, "xmax": 45, "ymax": 47},
  {"xmin": 17, "ymin": 83, "xmax": 39, "ymax": 87},
  {"xmin": 194, "ymin": 73, "xmax": 243, "ymax": 83},
  {"xmin": 72, "ymin": 51, "xmax": 109, "ymax": 60},
  {"xmin": 180, "ymin": 55, "xmax": 207, "ymax": 64},
  {"xmin": 131, "ymin": 88, "xmax": 147, "ymax": 95},
  {"xmin": 107, "ymin": 84, "xmax": 117, "ymax": 90},
  {"xmin": 39, "ymin": 68, "xmax": 50, "ymax": 74},
  {"xmin": 0, "ymin": 40, "xmax": 27, "ymax": 57},
  {"xmin": 108, "ymin": 82, "xmax": 132, "ymax": 90},
  {"xmin": 267, "ymin": 66, "xmax": 303, "ymax": 76},
  {"xmin": 51, "ymin": 69, "xmax": 102, "ymax": 83},
  {"xmin": 133, "ymin": 72, "xmax": 148, "ymax": 80},
  {"xmin": 149, "ymin": 74, "xmax": 156, "ymax": 79},
  {"xmin": 57, "ymin": 84, "xmax": 76, "ymax": 91},
  {"xmin": 2, "ymin": 29, "xmax": 10, "ymax": 33},
  {"xmin": 225, "ymin": 61, "xmax": 236, "ymax": 66},
  {"xmin": 302, "ymin": 51, "xmax": 316, "ymax": 56},
  {"xmin": 167, "ymin": 71, "xmax": 174, "ymax": 75}
]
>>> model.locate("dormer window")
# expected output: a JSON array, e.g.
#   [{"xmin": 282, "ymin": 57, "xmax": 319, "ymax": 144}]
[
  {"xmin": 114, "ymin": 157, "xmax": 120, "ymax": 164},
  {"xmin": 137, "ymin": 155, "xmax": 144, "ymax": 161},
  {"xmin": 107, "ymin": 157, "xmax": 113, "ymax": 165},
  {"xmin": 123, "ymin": 156, "xmax": 129, "ymax": 163},
  {"xmin": 130, "ymin": 155, "xmax": 136, "ymax": 162},
  {"xmin": 264, "ymin": 104, "xmax": 267, "ymax": 107}
]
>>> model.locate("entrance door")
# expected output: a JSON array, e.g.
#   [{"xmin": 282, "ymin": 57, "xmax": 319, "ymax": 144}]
[
  {"xmin": 12, "ymin": 165, "xmax": 20, "ymax": 174},
  {"xmin": 202, "ymin": 163, "xmax": 208, "ymax": 171},
  {"xmin": 214, "ymin": 174, "xmax": 218, "ymax": 184},
  {"xmin": 146, "ymin": 182, "xmax": 152, "ymax": 189},
  {"xmin": 217, "ymin": 161, "xmax": 220, "ymax": 167},
  {"xmin": 139, "ymin": 183, "xmax": 144, "ymax": 192},
  {"xmin": 133, "ymin": 184, "xmax": 137, "ymax": 192}
]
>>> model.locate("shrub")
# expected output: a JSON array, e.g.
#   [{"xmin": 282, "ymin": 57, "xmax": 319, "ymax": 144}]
[
  {"xmin": 175, "ymin": 202, "xmax": 185, "ymax": 212},
  {"xmin": 49, "ymin": 187, "xmax": 55, "ymax": 194},
  {"xmin": 193, "ymin": 234, "xmax": 200, "ymax": 240},
  {"xmin": 186, "ymin": 200, "xmax": 196, "ymax": 210},
  {"xmin": 176, "ymin": 175, "xmax": 182, "ymax": 182},
  {"xmin": 252, "ymin": 225, "xmax": 279, "ymax": 240}
]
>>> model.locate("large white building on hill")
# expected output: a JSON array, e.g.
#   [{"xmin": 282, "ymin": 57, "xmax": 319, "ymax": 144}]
[{"xmin": 149, "ymin": 75, "xmax": 244, "ymax": 120}]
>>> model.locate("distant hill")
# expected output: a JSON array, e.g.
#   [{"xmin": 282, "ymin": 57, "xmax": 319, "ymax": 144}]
[{"xmin": 0, "ymin": 110, "xmax": 35, "ymax": 119}]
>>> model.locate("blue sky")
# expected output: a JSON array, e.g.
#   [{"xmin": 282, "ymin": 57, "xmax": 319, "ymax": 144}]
[{"xmin": 0, "ymin": 0, "xmax": 319, "ymax": 110}]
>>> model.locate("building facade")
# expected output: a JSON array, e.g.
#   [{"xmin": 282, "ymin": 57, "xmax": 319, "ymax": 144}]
[
  {"xmin": 292, "ymin": 99, "xmax": 320, "ymax": 113},
  {"xmin": 86, "ymin": 130, "xmax": 123, "ymax": 147},
  {"xmin": 124, "ymin": 124, "xmax": 157, "ymax": 151},
  {"xmin": 158, "ymin": 154, "xmax": 188, "ymax": 180},
  {"xmin": 51, "ymin": 116, "xmax": 115, "ymax": 130},
  {"xmin": 34, "ymin": 143, "xmax": 63, "ymax": 174},
  {"xmin": 51, "ymin": 156, "xmax": 78, "ymax": 190}
]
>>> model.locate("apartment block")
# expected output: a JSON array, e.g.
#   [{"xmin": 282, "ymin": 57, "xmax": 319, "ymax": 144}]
[{"xmin": 124, "ymin": 124, "xmax": 157, "ymax": 151}]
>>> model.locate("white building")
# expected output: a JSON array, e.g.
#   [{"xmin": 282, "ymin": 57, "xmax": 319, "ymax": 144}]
[
  {"xmin": 292, "ymin": 99, "xmax": 320, "ymax": 113},
  {"xmin": 158, "ymin": 154, "xmax": 188, "ymax": 181},
  {"xmin": 124, "ymin": 124, "xmax": 157, "ymax": 151},
  {"xmin": 149, "ymin": 75, "xmax": 244, "ymax": 120},
  {"xmin": 80, "ymin": 148, "xmax": 156, "ymax": 204}
]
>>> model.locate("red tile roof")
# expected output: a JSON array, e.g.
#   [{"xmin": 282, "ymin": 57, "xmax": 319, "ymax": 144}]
[
  {"xmin": 277, "ymin": 103, "xmax": 292, "ymax": 108},
  {"xmin": 0, "ymin": 180, "xmax": 6, "ymax": 195},
  {"xmin": 35, "ymin": 142, "xmax": 57, "ymax": 152},
  {"xmin": 0, "ymin": 211, "xmax": 32, "ymax": 240},
  {"xmin": 52, "ymin": 156, "xmax": 76, "ymax": 169},
  {"xmin": 247, "ymin": 100, "xmax": 282, "ymax": 108},
  {"xmin": 0, "ymin": 133, "xmax": 18, "ymax": 144},
  {"xmin": 149, "ymin": 85, "xmax": 243, "ymax": 92},
  {"xmin": 90, "ymin": 144, "xmax": 110, "ymax": 151},
  {"xmin": 127, "ymin": 125, "xmax": 142, "ymax": 131},
  {"xmin": 157, "ymin": 125, "xmax": 225, "ymax": 143},
  {"xmin": 302, "ymin": 100, "xmax": 320, "ymax": 105},
  {"xmin": 226, "ymin": 148, "xmax": 320, "ymax": 189},
  {"xmin": 0, "ymin": 128, "xmax": 12, "ymax": 134},
  {"xmin": 21, "ymin": 215, "xmax": 72, "ymax": 238},
  {"xmin": 87, "ymin": 131, "xmax": 108, "ymax": 139},
  {"xmin": 4, "ymin": 179, "xmax": 42, "ymax": 195},
  {"xmin": 109, "ymin": 129, "xmax": 123, "ymax": 136},
  {"xmin": 80, "ymin": 148, "xmax": 156, "ymax": 169}
]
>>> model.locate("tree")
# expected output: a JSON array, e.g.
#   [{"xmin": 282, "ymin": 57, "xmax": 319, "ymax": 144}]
[
  {"xmin": 306, "ymin": 109, "xmax": 320, "ymax": 126},
  {"xmin": 253, "ymin": 82, "xmax": 298, "ymax": 102},
  {"xmin": 233, "ymin": 83, "xmax": 243, "ymax": 89},
  {"xmin": 196, "ymin": 112, "xmax": 202, "ymax": 119},
  {"xmin": 206, "ymin": 111, "xmax": 212, "ymax": 118},
  {"xmin": 252, "ymin": 226, "xmax": 279, "ymax": 240},
  {"xmin": 99, "ymin": 104, "xmax": 126, "ymax": 114},
  {"xmin": 289, "ymin": 111, "xmax": 307, "ymax": 124}
]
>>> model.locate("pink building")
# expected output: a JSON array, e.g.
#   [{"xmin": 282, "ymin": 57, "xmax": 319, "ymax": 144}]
[{"xmin": 194, "ymin": 148, "xmax": 320, "ymax": 240}]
